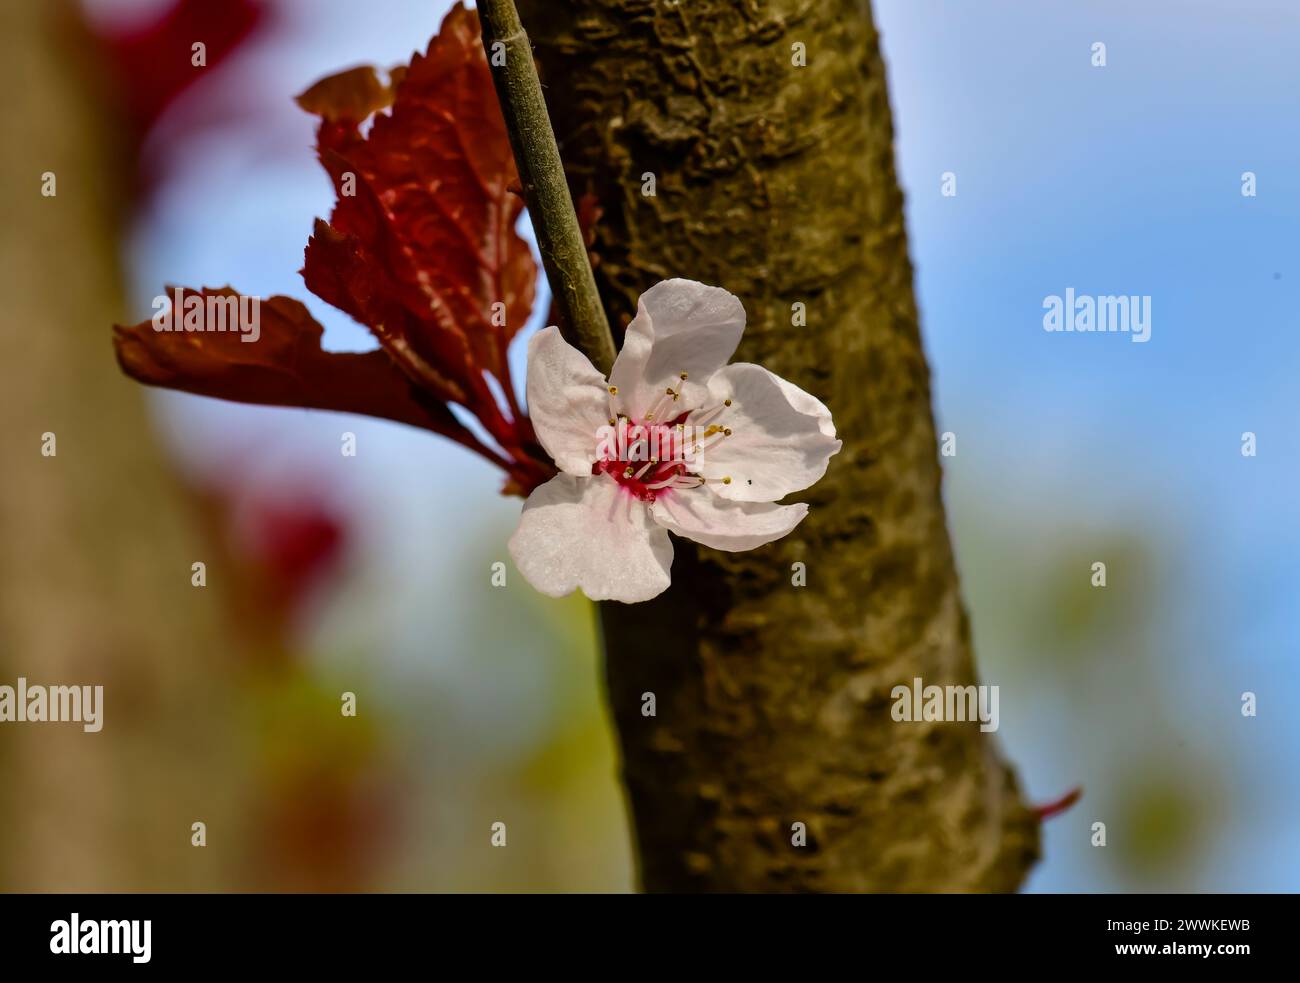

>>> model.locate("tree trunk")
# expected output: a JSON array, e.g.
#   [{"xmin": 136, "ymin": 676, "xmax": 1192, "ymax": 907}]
[
  {"xmin": 517, "ymin": 0, "xmax": 1040, "ymax": 891},
  {"xmin": 0, "ymin": 1, "xmax": 243, "ymax": 890}
]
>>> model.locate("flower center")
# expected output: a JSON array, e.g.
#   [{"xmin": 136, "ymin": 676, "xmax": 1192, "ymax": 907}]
[
  {"xmin": 595, "ymin": 454, "xmax": 688, "ymax": 502},
  {"xmin": 595, "ymin": 378, "xmax": 735, "ymax": 502}
]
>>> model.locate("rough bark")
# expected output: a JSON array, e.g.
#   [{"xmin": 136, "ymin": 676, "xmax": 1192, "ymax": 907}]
[{"xmin": 517, "ymin": 0, "xmax": 1040, "ymax": 891}]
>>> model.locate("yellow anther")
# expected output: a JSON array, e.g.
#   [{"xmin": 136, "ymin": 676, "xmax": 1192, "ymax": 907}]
[
  {"xmin": 608, "ymin": 385, "xmax": 619, "ymax": 395},
  {"xmin": 723, "ymin": 399, "xmax": 732, "ymax": 406},
  {"xmin": 722, "ymin": 476, "xmax": 732, "ymax": 484}
]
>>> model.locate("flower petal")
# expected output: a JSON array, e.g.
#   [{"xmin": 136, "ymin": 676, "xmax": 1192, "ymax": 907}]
[
  {"xmin": 695, "ymin": 363, "xmax": 842, "ymax": 502},
  {"xmin": 508, "ymin": 473, "xmax": 673, "ymax": 603},
  {"xmin": 526, "ymin": 326, "xmax": 611, "ymax": 476},
  {"xmin": 651, "ymin": 489, "xmax": 808, "ymax": 552},
  {"xmin": 607, "ymin": 279, "xmax": 745, "ymax": 420}
]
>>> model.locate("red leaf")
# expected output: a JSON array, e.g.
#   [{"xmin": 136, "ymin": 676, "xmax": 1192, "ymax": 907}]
[
  {"xmin": 298, "ymin": 3, "xmax": 535, "ymax": 389},
  {"xmin": 109, "ymin": 6, "xmax": 558, "ymax": 497},
  {"xmin": 304, "ymin": 215, "xmax": 473, "ymax": 406},
  {"xmin": 295, "ymin": 66, "xmax": 395, "ymax": 124},
  {"xmin": 240, "ymin": 495, "xmax": 348, "ymax": 617},
  {"xmin": 1034, "ymin": 786, "xmax": 1084, "ymax": 822},
  {"xmin": 113, "ymin": 288, "xmax": 471, "ymax": 441},
  {"xmin": 94, "ymin": 0, "xmax": 265, "ymax": 138}
]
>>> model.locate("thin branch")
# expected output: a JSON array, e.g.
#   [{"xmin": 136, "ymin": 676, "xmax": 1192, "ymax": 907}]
[{"xmin": 477, "ymin": 0, "xmax": 618, "ymax": 376}]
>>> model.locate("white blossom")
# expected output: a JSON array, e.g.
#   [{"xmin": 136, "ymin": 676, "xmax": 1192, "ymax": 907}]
[{"xmin": 509, "ymin": 279, "xmax": 841, "ymax": 603}]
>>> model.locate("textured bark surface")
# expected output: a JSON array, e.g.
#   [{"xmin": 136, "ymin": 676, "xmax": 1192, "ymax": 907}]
[{"xmin": 517, "ymin": 0, "xmax": 1040, "ymax": 891}]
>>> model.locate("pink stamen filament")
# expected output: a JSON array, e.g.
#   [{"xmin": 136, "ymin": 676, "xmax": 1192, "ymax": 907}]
[
  {"xmin": 696, "ymin": 431, "xmax": 731, "ymax": 456},
  {"xmin": 690, "ymin": 404, "xmax": 724, "ymax": 428},
  {"xmin": 644, "ymin": 474, "xmax": 692, "ymax": 490},
  {"xmin": 648, "ymin": 384, "xmax": 684, "ymax": 422},
  {"xmin": 594, "ymin": 390, "xmax": 735, "ymax": 501}
]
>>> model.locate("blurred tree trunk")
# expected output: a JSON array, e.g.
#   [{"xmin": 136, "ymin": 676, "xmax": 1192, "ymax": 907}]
[
  {"xmin": 0, "ymin": 2, "xmax": 241, "ymax": 889},
  {"xmin": 518, "ymin": 0, "xmax": 1039, "ymax": 891}
]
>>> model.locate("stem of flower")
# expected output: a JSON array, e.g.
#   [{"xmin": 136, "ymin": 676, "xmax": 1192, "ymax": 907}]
[{"xmin": 477, "ymin": 0, "xmax": 618, "ymax": 376}]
